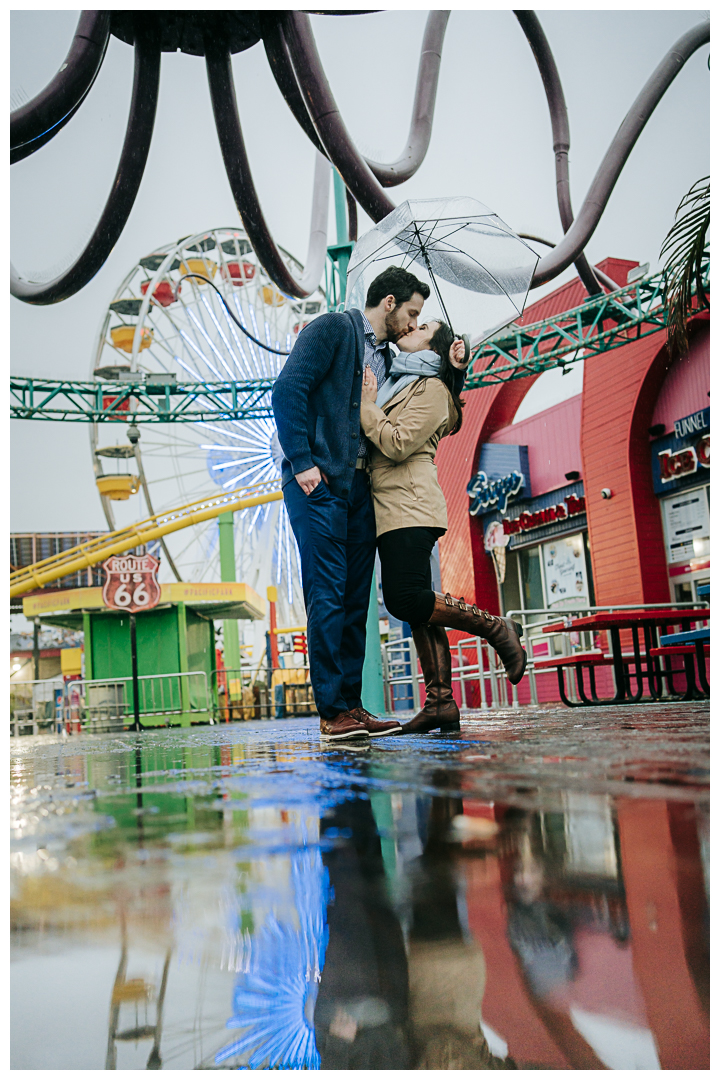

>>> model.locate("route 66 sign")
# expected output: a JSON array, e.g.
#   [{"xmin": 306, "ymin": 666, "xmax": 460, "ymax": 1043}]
[{"xmin": 102, "ymin": 554, "xmax": 161, "ymax": 613}]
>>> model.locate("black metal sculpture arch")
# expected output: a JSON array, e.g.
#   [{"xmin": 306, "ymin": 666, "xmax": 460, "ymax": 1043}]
[
  {"xmin": 10, "ymin": 10, "xmax": 111, "ymax": 164},
  {"xmin": 11, "ymin": 20, "xmax": 161, "ymax": 306},
  {"xmin": 10, "ymin": 9, "xmax": 709, "ymax": 306}
]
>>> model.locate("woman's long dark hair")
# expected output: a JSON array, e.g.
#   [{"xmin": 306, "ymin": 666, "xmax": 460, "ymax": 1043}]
[{"xmin": 429, "ymin": 321, "xmax": 467, "ymax": 435}]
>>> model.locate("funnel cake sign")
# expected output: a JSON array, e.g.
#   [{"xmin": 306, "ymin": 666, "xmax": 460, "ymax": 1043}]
[
  {"xmin": 651, "ymin": 408, "xmax": 710, "ymax": 495},
  {"xmin": 502, "ymin": 493, "xmax": 586, "ymax": 536}
]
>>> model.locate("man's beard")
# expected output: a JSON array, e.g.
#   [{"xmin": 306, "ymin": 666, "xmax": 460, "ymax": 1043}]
[{"xmin": 383, "ymin": 307, "xmax": 405, "ymax": 344}]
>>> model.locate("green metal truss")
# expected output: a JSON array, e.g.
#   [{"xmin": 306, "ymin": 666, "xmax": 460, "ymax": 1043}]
[
  {"xmin": 10, "ymin": 375, "xmax": 276, "ymax": 423},
  {"xmin": 465, "ymin": 257, "xmax": 710, "ymax": 389},
  {"xmin": 10, "ymin": 259, "xmax": 709, "ymax": 423}
]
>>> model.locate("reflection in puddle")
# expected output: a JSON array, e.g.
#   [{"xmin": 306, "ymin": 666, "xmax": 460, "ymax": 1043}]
[{"xmin": 10, "ymin": 706, "xmax": 709, "ymax": 1069}]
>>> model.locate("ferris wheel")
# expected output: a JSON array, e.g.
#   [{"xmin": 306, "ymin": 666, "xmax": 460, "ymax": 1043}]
[{"xmin": 90, "ymin": 227, "xmax": 326, "ymax": 629}]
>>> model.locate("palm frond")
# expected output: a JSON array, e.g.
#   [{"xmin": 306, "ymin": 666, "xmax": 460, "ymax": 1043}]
[{"xmin": 660, "ymin": 176, "xmax": 709, "ymax": 360}]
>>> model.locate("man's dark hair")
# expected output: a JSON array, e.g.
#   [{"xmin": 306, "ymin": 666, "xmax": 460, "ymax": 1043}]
[{"xmin": 366, "ymin": 266, "xmax": 430, "ymax": 309}]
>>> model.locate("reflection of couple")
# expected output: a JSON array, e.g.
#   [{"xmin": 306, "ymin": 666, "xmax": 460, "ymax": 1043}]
[
  {"xmin": 314, "ymin": 790, "xmax": 514, "ymax": 1069},
  {"xmin": 272, "ymin": 266, "xmax": 526, "ymax": 741}
]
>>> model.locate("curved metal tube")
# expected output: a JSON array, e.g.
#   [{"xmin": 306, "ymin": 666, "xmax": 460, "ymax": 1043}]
[
  {"xmin": 364, "ymin": 11, "xmax": 450, "ymax": 186},
  {"xmin": 297, "ymin": 151, "xmax": 332, "ymax": 293},
  {"xmin": 11, "ymin": 10, "xmax": 111, "ymax": 163},
  {"xmin": 282, "ymin": 12, "xmax": 395, "ymax": 223},
  {"xmin": 514, "ymin": 10, "xmax": 603, "ymax": 296},
  {"xmin": 519, "ymin": 233, "xmax": 621, "ymax": 292},
  {"xmin": 532, "ymin": 20, "xmax": 709, "ymax": 288},
  {"xmin": 346, "ymin": 190, "xmax": 358, "ymax": 242},
  {"xmin": 261, "ymin": 15, "xmax": 327, "ymax": 157},
  {"xmin": 205, "ymin": 40, "xmax": 331, "ymax": 300},
  {"xmin": 11, "ymin": 27, "xmax": 161, "ymax": 305},
  {"xmin": 267, "ymin": 12, "xmax": 448, "ymax": 189}
]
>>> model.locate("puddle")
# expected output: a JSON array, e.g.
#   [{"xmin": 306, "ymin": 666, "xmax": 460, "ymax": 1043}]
[{"xmin": 11, "ymin": 703, "xmax": 709, "ymax": 1069}]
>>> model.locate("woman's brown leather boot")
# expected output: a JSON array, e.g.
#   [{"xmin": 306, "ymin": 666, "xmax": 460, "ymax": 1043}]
[
  {"xmin": 402, "ymin": 624, "xmax": 461, "ymax": 734},
  {"xmin": 428, "ymin": 592, "xmax": 527, "ymax": 684}
]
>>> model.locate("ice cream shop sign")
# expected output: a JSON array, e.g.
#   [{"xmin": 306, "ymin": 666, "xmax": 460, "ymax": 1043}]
[{"xmin": 502, "ymin": 493, "xmax": 586, "ymax": 536}]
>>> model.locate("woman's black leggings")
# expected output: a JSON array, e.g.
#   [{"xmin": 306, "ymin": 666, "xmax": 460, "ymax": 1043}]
[{"xmin": 377, "ymin": 527, "xmax": 445, "ymax": 629}]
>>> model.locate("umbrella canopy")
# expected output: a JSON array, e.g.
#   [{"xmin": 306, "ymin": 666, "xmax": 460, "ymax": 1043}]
[{"xmin": 346, "ymin": 196, "xmax": 539, "ymax": 343}]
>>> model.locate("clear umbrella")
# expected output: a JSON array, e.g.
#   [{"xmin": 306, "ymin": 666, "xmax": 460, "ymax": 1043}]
[{"xmin": 346, "ymin": 196, "xmax": 539, "ymax": 342}]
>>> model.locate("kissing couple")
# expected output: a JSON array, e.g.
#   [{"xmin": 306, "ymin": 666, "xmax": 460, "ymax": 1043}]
[{"xmin": 272, "ymin": 266, "xmax": 527, "ymax": 741}]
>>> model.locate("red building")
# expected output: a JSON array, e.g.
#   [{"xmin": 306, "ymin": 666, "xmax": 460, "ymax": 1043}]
[{"xmin": 436, "ymin": 258, "xmax": 710, "ymax": 703}]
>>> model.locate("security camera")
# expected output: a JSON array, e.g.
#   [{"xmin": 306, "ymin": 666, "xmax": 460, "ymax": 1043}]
[
  {"xmin": 126, "ymin": 424, "xmax": 140, "ymax": 445},
  {"xmin": 601, "ymin": 488, "xmax": 613, "ymax": 500}
]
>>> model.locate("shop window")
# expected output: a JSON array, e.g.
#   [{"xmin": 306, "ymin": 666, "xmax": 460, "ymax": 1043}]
[
  {"xmin": 519, "ymin": 546, "xmax": 545, "ymax": 611},
  {"xmin": 501, "ymin": 549, "xmax": 522, "ymax": 616},
  {"xmin": 674, "ymin": 582, "xmax": 693, "ymax": 604},
  {"xmin": 541, "ymin": 534, "xmax": 590, "ymax": 611}
]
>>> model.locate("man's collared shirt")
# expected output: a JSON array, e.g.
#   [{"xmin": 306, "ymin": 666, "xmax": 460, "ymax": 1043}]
[{"xmin": 357, "ymin": 313, "xmax": 389, "ymax": 459}]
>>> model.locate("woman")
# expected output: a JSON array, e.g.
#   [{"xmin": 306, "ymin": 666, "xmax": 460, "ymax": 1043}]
[{"xmin": 361, "ymin": 320, "xmax": 526, "ymax": 734}]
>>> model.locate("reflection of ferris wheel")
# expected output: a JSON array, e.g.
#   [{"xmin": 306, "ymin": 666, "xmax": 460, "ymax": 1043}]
[{"xmin": 90, "ymin": 227, "xmax": 326, "ymax": 625}]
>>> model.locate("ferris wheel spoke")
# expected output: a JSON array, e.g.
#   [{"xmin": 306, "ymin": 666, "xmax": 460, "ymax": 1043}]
[
  {"xmin": 185, "ymin": 308, "xmax": 236, "ymax": 382},
  {"xmin": 248, "ymin": 305, "xmax": 272, "ymax": 378},
  {"xmin": 215, "ymin": 291, "xmax": 257, "ymax": 380},
  {"xmin": 221, "ymin": 459, "xmax": 276, "ymax": 490},
  {"xmin": 230, "ymin": 294, "xmax": 266, "ymax": 380},
  {"xmin": 200, "ymin": 293, "xmax": 245, "ymax": 379}
]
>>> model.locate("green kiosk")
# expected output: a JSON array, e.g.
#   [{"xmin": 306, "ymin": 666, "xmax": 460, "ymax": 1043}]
[{"xmin": 23, "ymin": 582, "xmax": 265, "ymax": 728}]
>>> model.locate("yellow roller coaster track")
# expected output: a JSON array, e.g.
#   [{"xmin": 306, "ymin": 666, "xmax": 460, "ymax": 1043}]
[{"xmin": 10, "ymin": 481, "xmax": 283, "ymax": 598}]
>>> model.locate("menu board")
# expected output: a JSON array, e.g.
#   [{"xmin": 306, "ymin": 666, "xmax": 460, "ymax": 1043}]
[
  {"xmin": 662, "ymin": 488, "xmax": 710, "ymax": 563},
  {"xmin": 541, "ymin": 534, "xmax": 590, "ymax": 610}
]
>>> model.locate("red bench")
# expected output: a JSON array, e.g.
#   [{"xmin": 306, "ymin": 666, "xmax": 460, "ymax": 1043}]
[
  {"xmin": 648, "ymin": 644, "xmax": 709, "ymax": 656},
  {"xmin": 531, "ymin": 649, "xmax": 693, "ymax": 706},
  {"xmin": 648, "ymin": 643, "xmax": 710, "ymax": 697}
]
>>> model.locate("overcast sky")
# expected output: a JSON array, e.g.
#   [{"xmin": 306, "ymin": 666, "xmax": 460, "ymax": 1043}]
[{"xmin": 10, "ymin": 7, "xmax": 710, "ymax": 534}]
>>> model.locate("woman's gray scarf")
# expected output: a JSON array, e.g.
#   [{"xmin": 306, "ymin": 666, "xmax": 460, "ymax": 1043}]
[{"xmin": 376, "ymin": 349, "xmax": 442, "ymax": 410}]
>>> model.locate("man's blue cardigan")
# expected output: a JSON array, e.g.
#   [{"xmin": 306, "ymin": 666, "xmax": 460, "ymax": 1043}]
[
  {"xmin": 272, "ymin": 308, "xmax": 386, "ymax": 500},
  {"xmin": 272, "ymin": 307, "xmax": 466, "ymax": 501}
]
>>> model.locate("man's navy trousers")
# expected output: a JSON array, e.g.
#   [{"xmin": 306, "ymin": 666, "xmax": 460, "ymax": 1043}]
[{"xmin": 284, "ymin": 469, "xmax": 376, "ymax": 719}]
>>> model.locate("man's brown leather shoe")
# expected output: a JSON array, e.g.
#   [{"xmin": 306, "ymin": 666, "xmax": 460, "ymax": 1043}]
[
  {"xmin": 319, "ymin": 712, "xmax": 370, "ymax": 741},
  {"xmin": 348, "ymin": 706, "xmax": 402, "ymax": 737}
]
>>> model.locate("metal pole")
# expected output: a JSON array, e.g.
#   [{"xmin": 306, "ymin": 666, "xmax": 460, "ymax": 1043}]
[
  {"xmin": 33, "ymin": 617, "xmax": 40, "ymax": 680},
  {"xmin": 333, "ymin": 167, "xmax": 349, "ymax": 246},
  {"xmin": 361, "ymin": 569, "xmax": 386, "ymax": 715},
  {"xmin": 477, "ymin": 638, "xmax": 489, "ymax": 710},
  {"xmin": 219, "ymin": 510, "xmax": 242, "ymax": 711},
  {"xmin": 129, "ymin": 613, "xmax": 141, "ymax": 732},
  {"xmin": 327, "ymin": 167, "xmax": 353, "ymax": 308}
]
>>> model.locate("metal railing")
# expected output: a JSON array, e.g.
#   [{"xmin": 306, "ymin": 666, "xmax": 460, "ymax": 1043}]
[
  {"xmin": 10, "ymin": 676, "xmax": 65, "ymax": 735},
  {"xmin": 381, "ymin": 635, "xmax": 510, "ymax": 714},
  {"xmin": 381, "ymin": 601, "xmax": 709, "ymax": 711},
  {"xmin": 83, "ymin": 670, "xmax": 210, "ymax": 728},
  {"xmin": 212, "ymin": 665, "xmax": 316, "ymax": 721}
]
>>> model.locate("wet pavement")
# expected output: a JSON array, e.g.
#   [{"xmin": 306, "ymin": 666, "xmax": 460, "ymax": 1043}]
[{"xmin": 11, "ymin": 702, "xmax": 709, "ymax": 1070}]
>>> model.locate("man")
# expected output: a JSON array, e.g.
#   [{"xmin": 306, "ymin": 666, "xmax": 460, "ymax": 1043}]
[{"xmin": 272, "ymin": 266, "xmax": 430, "ymax": 740}]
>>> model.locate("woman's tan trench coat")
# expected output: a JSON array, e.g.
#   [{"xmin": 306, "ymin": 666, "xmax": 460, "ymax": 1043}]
[{"xmin": 360, "ymin": 377, "xmax": 458, "ymax": 538}]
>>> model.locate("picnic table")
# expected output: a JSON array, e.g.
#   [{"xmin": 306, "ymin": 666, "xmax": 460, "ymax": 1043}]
[{"xmin": 536, "ymin": 607, "xmax": 710, "ymax": 706}]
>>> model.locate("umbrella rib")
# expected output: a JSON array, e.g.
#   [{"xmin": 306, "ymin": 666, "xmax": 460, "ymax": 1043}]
[
  {"xmin": 412, "ymin": 223, "xmax": 455, "ymax": 333},
  {"xmin": 419, "ymin": 222, "xmax": 478, "ymax": 249}
]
